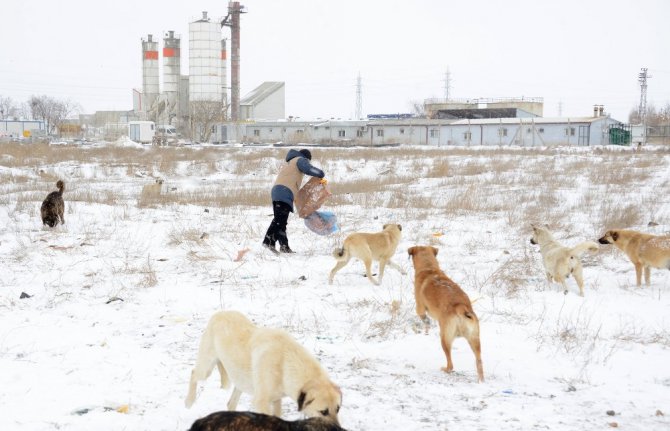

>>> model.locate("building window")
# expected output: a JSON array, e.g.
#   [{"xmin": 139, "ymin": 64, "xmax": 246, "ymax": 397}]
[
  {"xmin": 296, "ymin": 129, "xmax": 304, "ymax": 135},
  {"xmin": 338, "ymin": 130, "xmax": 345, "ymax": 137},
  {"xmin": 430, "ymin": 129, "xmax": 439, "ymax": 138},
  {"xmin": 565, "ymin": 127, "xmax": 575, "ymax": 136},
  {"xmin": 526, "ymin": 128, "xmax": 532, "ymax": 133},
  {"xmin": 498, "ymin": 128, "xmax": 508, "ymax": 137},
  {"xmin": 464, "ymin": 131, "xmax": 472, "ymax": 140},
  {"xmin": 538, "ymin": 128, "xmax": 545, "ymax": 133},
  {"xmin": 356, "ymin": 130, "xmax": 365, "ymax": 138},
  {"xmin": 253, "ymin": 129, "xmax": 260, "ymax": 137},
  {"xmin": 376, "ymin": 129, "xmax": 384, "ymax": 137},
  {"xmin": 400, "ymin": 128, "xmax": 405, "ymax": 134}
]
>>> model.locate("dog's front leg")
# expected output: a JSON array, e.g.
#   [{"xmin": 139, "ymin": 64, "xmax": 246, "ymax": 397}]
[
  {"xmin": 420, "ymin": 314, "xmax": 431, "ymax": 335},
  {"xmin": 227, "ymin": 387, "xmax": 242, "ymax": 411},
  {"xmin": 387, "ymin": 259, "xmax": 406, "ymax": 275}
]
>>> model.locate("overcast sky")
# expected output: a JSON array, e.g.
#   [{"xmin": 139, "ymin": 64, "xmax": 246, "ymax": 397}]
[{"xmin": 1, "ymin": 0, "xmax": 669, "ymax": 121}]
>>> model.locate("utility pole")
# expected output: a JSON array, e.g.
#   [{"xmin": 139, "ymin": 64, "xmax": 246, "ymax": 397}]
[
  {"xmin": 443, "ymin": 67, "xmax": 452, "ymax": 101},
  {"xmin": 355, "ymin": 72, "xmax": 363, "ymax": 119},
  {"xmin": 638, "ymin": 67, "xmax": 651, "ymax": 145}
]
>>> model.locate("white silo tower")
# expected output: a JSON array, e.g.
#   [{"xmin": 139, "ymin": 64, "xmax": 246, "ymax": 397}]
[
  {"xmin": 221, "ymin": 38, "xmax": 228, "ymax": 112},
  {"xmin": 141, "ymin": 34, "xmax": 160, "ymax": 115},
  {"xmin": 189, "ymin": 11, "xmax": 222, "ymax": 103},
  {"xmin": 163, "ymin": 30, "xmax": 181, "ymax": 124}
]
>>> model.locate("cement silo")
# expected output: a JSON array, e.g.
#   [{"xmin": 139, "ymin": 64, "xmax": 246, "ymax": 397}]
[
  {"xmin": 163, "ymin": 30, "xmax": 181, "ymax": 124},
  {"xmin": 221, "ymin": 38, "xmax": 228, "ymax": 111},
  {"xmin": 141, "ymin": 34, "xmax": 159, "ymax": 115},
  {"xmin": 189, "ymin": 11, "xmax": 222, "ymax": 103}
]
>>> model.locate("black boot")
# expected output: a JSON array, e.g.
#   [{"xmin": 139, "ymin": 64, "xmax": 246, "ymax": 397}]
[{"xmin": 279, "ymin": 245, "xmax": 295, "ymax": 254}]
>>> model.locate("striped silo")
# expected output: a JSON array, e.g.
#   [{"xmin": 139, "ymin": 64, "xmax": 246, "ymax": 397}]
[
  {"xmin": 141, "ymin": 34, "xmax": 160, "ymax": 113},
  {"xmin": 189, "ymin": 11, "xmax": 222, "ymax": 103},
  {"xmin": 163, "ymin": 30, "xmax": 181, "ymax": 122}
]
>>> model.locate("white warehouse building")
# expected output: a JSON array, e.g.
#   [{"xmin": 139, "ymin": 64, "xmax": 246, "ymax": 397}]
[{"xmin": 214, "ymin": 114, "xmax": 623, "ymax": 146}]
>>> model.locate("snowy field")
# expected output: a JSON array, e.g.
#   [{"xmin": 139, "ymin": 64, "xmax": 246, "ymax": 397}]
[{"xmin": 1, "ymin": 142, "xmax": 669, "ymax": 431}]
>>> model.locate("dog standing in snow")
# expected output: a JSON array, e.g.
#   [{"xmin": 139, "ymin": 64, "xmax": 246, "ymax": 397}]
[
  {"xmin": 185, "ymin": 311, "xmax": 342, "ymax": 425},
  {"xmin": 530, "ymin": 224, "xmax": 599, "ymax": 296},
  {"xmin": 40, "ymin": 180, "xmax": 65, "ymax": 227}
]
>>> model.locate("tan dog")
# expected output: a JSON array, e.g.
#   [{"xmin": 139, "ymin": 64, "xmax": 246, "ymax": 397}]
[
  {"xmin": 185, "ymin": 311, "xmax": 342, "ymax": 424},
  {"xmin": 598, "ymin": 229, "xmax": 670, "ymax": 286},
  {"xmin": 407, "ymin": 246, "xmax": 484, "ymax": 382},
  {"xmin": 530, "ymin": 225, "xmax": 599, "ymax": 296},
  {"xmin": 328, "ymin": 223, "xmax": 405, "ymax": 285}
]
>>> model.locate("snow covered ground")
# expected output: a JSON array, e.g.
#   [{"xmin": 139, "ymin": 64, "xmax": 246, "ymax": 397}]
[{"xmin": 1, "ymin": 143, "xmax": 669, "ymax": 431}]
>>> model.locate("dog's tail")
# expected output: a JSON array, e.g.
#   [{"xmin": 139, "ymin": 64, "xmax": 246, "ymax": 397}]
[
  {"xmin": 570, "ymin": 241, "xmax": 599, "ymax": 258},
  {"xmin": 55, "ymin": 180, "xmax": 65, "ymax": 195},
  {"xmin": 332, "ymin": 246, "xmax": 348, "ymax": 261},
  {"xmin": 457, "ymin": 303, "xmax": 477, "ymax": 320}
]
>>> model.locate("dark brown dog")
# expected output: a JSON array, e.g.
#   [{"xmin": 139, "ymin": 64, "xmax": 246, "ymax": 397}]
[
  {"xmin": 408, "ymin": 245, "xmax": 484, "ymax": 382},
  {"xmin": 40, "ymin": 180, "xmax": 65, "ymax": 227},
  {"xmin": 188, "ymin": 411, "xmax": 348, "ymax": 431}
]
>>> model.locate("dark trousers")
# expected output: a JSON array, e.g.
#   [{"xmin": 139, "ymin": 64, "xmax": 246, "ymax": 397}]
[{"xmin": 263, "ymin": 201, "xmax": 292, "ymax": 248}]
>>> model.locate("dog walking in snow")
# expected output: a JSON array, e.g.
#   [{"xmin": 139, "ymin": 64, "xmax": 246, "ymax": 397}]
[
  {"xmin": 530, "ymin": 225, "xmax": 599, "ymax": 296},
  {"xmin": 408, "ymin": 245, "xmax": 484, "ymax": 382},
  {"xmin": 40, "ymin": 180, "xmax": 65, "ymax": 227},
  {"xmin": 598, "ymin": 229, "xmax": 670, "ymax": 287},
  {"xmin": 328, "ymin": 223, "xmax": 405, "ymax": 285}
]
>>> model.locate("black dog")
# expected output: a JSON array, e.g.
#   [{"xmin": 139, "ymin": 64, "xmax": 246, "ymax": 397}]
[
  {"xmin": 41, "ymin": 180, "xmax": 65, "ymax": 227},
  {"xmin": 188, "ymin": 411, "xmax": 348, "ymax": 431}
]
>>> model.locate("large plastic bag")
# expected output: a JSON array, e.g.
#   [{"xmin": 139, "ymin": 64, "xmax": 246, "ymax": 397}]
[
  {"xmin": 304, "ymin": 211, "xmax": 339, "ymax": 236},
  {"xmin": 295, "ymin": 177, "xmax": 331, "ymax": 218}
]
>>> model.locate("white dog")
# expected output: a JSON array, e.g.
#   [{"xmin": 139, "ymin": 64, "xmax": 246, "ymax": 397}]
[
  {"xmin": 530, "ymin": 225, "xmax": 599, "ymax": 296},
  {"xmin": 185, "ymin": 311, "xmax": 342, "ymax": 424}
]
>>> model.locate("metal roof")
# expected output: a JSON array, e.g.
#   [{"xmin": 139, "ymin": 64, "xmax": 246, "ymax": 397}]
[{"xmin": 240, "ymin": 82, "xmax": 285, "ymax": 106}]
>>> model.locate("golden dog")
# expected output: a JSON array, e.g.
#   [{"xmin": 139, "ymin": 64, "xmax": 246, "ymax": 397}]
[
  {"xmin": 407, "ymin": 246, "xmax": 484, "ymax": 382},
  {"xmin": 598, "ymin": 229, "xmax": 670, "ymax": 286},
  {"xmin": 185, "ymin": 311, "xmax": 342, "ymax": 424},
  {"xmin": 530, "ymin": 225, "xmax": 599, "ymax": 296},
  {"xmin": 328, "ymin": 223, "xmax": 405, "ymax": 285}
]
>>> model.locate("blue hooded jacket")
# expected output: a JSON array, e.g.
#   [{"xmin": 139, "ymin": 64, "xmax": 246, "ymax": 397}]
[{"xmin": 271, "ymin": 149, "xmax": 325, "ymax": 209}]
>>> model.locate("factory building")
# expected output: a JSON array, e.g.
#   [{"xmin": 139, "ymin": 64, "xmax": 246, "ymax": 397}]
[
  {"xmin": 214, "ymin": 108, "xmax": 623, "ymax": 147},
  {"xmin": 240, "ymin": 81, "xmax": 285, "ymax": 120}
]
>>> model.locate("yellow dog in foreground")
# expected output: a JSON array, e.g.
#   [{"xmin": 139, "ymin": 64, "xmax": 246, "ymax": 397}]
[
  {"xmin": 185, "ymin": 311, "xmax": 342, "ymax": 424},
  {"xmin": 408, "ymin": 245, "xmax": 484, "ymax": 382}
]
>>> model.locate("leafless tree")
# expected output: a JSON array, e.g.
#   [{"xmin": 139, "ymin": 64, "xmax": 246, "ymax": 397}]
[
  {"xmin": 628, "ymin": 102, "xmax": 670, "ymax": 126},
  {"xmin": 408, "ymin": 100, "xmax": 426, "ymax": 118},
  {"xmin": 0, "ymin": 95, "xmax": 19, "ymax": 120},
  {"xmin": 29, "ymin": 95, "xmax": 81, "ymax": 136},
  {"xmin": 189, "ymin": 100, "xmax": 225, "ymax": 143}
]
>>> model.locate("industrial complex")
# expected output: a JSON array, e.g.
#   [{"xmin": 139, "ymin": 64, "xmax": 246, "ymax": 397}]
[{"xmin": 0, "ymin": 2, "xmax": 651, "ymax": 147}]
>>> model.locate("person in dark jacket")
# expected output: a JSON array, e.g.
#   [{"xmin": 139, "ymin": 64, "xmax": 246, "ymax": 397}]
[{"xmin": 263, "ymin": 148, "xmax": 325, "ymax": 254}]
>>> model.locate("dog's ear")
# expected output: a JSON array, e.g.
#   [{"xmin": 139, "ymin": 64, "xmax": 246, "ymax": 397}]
[
  {"xmin": 397, "ymin": 224, "xmax": 402, "ymax": 231},
  {"xmin": 408, "ymin": 246, "xmax": 415, "ymax": 256},
  {"xmin": 612, "ymin": 231, "xmax": 619, "ymax": 241},
  {"xmin": 431, "ymin": 246, "xmax": 439, "ymax": 256},
  {"xmin": 297, "ymin": 390, "xmax": 306, "ymax": 411},
  {"xmin": 383, "ymin": 223, "xmax": 388, "ymax": 230}
]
